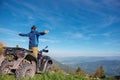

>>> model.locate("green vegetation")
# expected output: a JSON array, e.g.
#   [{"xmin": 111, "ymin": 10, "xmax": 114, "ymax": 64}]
[
  {"xmin": 0, "ymin": 71, "xmax": 118, "ymax": 80},
  {"xmin": 0, "ymin": 72, "xmax": 100, "ymax": 80},
  {"xmin": 94, "ymin": 66, "xmax": 105, "ymax": 78}
]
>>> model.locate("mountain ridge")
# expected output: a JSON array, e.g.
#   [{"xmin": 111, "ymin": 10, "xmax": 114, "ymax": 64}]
[{"xmin": 54, "ymin": 56, "xmax": 120, "ymax": 76}]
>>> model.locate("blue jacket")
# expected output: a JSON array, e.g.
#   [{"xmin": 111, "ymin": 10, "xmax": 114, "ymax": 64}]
[{"xmin": 19, "ymin": 30, "xmax": 46, "ymax": 48}]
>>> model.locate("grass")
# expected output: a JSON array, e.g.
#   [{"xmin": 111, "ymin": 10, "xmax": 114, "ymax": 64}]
[
  {"xmin": 1, "ymin": 72, "xmax": 116, "ymax": 80},
  {"xmin": 0, "ymin": 72, "xmax": 100, "ymax": 80},
  {"xmin": 0, "ymin": 74, "xmax": 15, "ymax": 80}
]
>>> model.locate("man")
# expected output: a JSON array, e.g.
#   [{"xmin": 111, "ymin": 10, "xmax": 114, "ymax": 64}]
[{"xmin": 19, "ymin": 25, "xmax": 49, "ymax": 58}]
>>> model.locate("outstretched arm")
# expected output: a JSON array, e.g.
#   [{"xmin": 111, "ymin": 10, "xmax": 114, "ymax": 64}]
[
  {"xmin": 37, "ymin": 30, "xmax": 49, "ymax": 36},
  {"xmin": 19, "ymin": 33, "xmax": 29, "ymax": 37}
]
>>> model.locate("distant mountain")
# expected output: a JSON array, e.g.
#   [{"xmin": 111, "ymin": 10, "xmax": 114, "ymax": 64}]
[
  {"xmin": 54, "ymin": 56, "xmax": 120, "ymax": 76},
  {"xmin": 55, "ymin": 56, "xmax": 120, "ymax": 64},
  {"xmin": 74, "ymin": 60, "xmax": 120, "ymax": 76},
  {"xmin": 52, "ymin": 59, "xmax": 74, "ymax": 73}
]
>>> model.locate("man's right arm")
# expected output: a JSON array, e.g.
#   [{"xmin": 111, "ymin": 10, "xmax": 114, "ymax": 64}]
[{"xmin": 19, "ymin": 33, "xmax": 29, "ymax": 37}]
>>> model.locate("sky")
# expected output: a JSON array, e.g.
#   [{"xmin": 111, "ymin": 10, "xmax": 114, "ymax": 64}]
[{"xmin": 0, "ymin": 0, "xmax": 120, "ymax": 57}]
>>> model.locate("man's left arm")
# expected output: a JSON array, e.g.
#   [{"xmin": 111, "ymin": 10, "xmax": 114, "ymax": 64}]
[{"xmin": 38, "ymin": 30, "xmax": 49, "ymax": 35}]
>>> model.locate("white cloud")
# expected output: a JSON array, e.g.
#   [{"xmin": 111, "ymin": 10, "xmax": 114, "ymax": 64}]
[
  {"xmin": 9, "ymin": 38, "xmax": 28, "ymax": 42},
  {"xmin": 74, "ymin": 33, "xmax": 84, "ymax": 38},
  {"xmin": 89, "ymin": 32, "xmax": 111, "ymax": 38},
  {"xmin": 3, "ymin": 2, "xmax": 19, "ymax": 16},
  {"xmin": 101, "ymin": 32, "xmax": 111, "ymax": 37},
  {"xmin": 103, "ymin": 0, "xmax": 120, "ymax": 9},
  {"xmin": 0, "ymin": 27, "xmax": 17, "ymax": 35},
  {"xmin": 39, "ymin": 38, "xmax": 60, "ymax": 43},
  {"xmin": 64, "ymin": 30, "xmax": 113, "ymax": 41},
  {"xmin": 13, "ymin": 0, "xmax": 39, "ymax": 12},
  {"xmin": 64, "ymin": 31, "xmax": 91, "ymax": 40},
  {"xmin": 100, "ymin": 16, "xmax": 117, "ymax": 28},
  {"xmin": 3, "ymin": 1, "xmax": 36, "ymax": 21},
  {"xmin": 28, "ymin": 16, "xmax": 34, "ymax": 20},
  {"xmin": 104, "ymin": 39, "xmax": 120, "ymax": 47}
]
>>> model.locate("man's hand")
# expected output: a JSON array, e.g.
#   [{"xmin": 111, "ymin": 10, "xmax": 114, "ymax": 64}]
[{"xmin": 44, "ymin": 30, "xmax": 49, "ymax": 34}]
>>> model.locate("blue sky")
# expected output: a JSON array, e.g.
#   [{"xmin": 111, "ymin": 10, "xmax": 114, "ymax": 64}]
[{"xmin": 0, "ymin": 0, "xmax": 120, "ymax": 57}]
